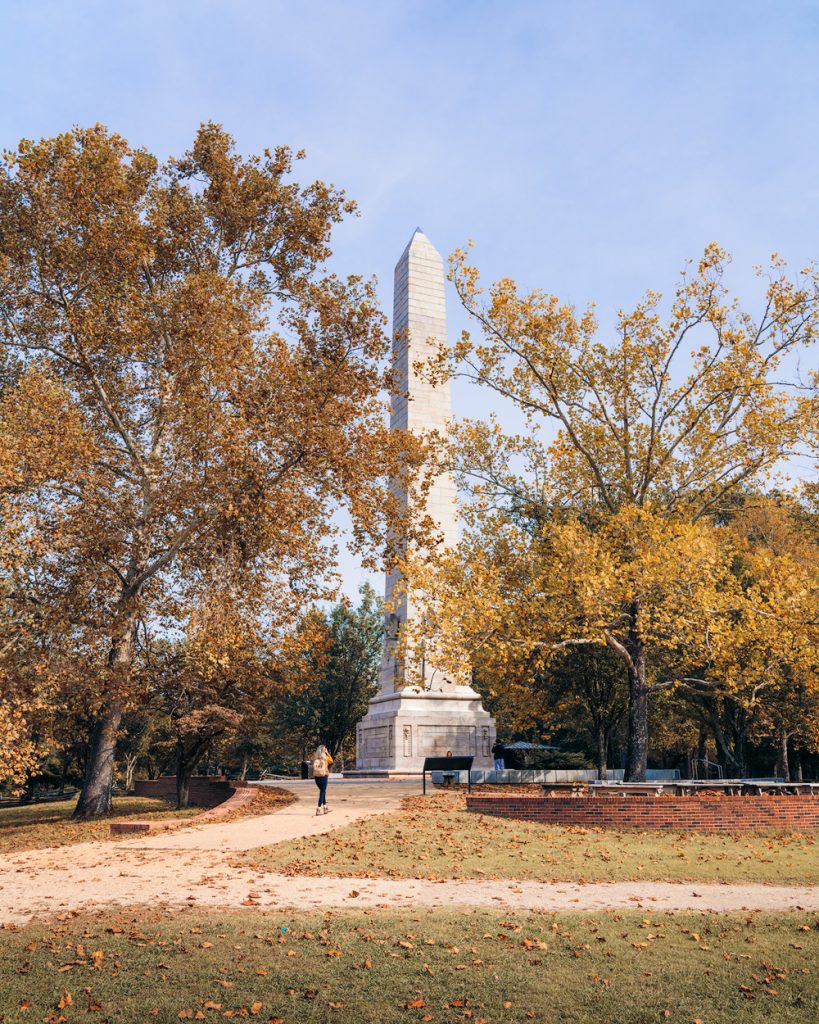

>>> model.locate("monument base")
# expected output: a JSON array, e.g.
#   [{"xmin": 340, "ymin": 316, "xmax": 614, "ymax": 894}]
[{"xmin": 355, "ymin": 687, "xmax": 496, "ymax": 774}]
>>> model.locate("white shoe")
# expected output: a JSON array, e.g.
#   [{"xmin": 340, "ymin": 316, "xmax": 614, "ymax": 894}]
[
  {"xmin": 323, "ymin": 806, "xmax": 331, "ymax": 814},
  {"xmin": 315, "ymin": 808, "xmax": 322, "ymax": 816}
]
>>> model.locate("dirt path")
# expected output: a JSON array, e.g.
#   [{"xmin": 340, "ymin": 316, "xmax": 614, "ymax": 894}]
[
  {"xmin": 128, "ymin": 779, "xmax": 414, "ymax": 852},
  {"xmin": 1, "ymin": 781, "xmax": 816, "ymax": 924}
]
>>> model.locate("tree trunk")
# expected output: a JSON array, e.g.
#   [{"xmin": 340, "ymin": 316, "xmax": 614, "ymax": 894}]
[
  {"xmin": 175, "ymin": 734, "xmax": 211, "ymax": 808},
  {"xmin": 240, "ymin": 753, "xmax": 249, "ymax": 781},
  {"xmin": 733, "ymin": 710, "xmax": 749, "ymax": 778},
  {"xmin": 73, "ymin": 701, "xmax": 123, "ymax": 817},
  {"xmin": 704, "ymin": 700, "xmax": 743, "ymax": 778},
  {"xmin": 177, "ymin": 767, "xmax": 192, "ymax": 809},
  {"xmin": 595, "ymin": 724, "xmax": 608, "ymax": 781},
  {"xmin": 697, "ymin": 722, "xmax": 708, "ymax": 764},
  {"xmin": 124, "ymin": 753, "xmax": 138, "ymax": 793},
  {"xmin": 74, "ymin": 612, "xmax": 136, "ymax": 819},
  {"xmin": 624, "ymin": 640, "xmax": 648, "ymax": 782},
  {"xmin": 176, "ymin": 740, "xmax": 194, "ymax": 809},
  {"xmin": 20, "ymin": 769, "xmax": 36, "ymax": 804},
  {"xmin": 774, "ymin": 730, "xmax": 790, "ymax": 781}
]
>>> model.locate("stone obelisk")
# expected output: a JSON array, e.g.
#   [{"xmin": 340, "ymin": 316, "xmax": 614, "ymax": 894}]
[{"xmin": 354, "ymin": 229, "xmax": 495, "ymax": 774}]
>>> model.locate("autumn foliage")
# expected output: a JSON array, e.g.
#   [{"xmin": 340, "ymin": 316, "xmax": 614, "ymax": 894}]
[
  {"xmin": 0, "ymin": 122, "xmax": 816, "ymax": 798},
  {"xmin": 0, "ymin": 124, "xmax": 410, "ymax": 811},
  {"xmin": 407, "ymin": 243, "xmax": 818, "ymax": 779}
]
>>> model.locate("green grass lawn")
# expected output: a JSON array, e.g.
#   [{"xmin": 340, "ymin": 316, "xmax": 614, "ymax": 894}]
[
  {"xmin": 0, "ymin": 796, "xmax": 199, "ymax": 855},
  {"xmin": 241, "ymin": 793, "xmax": 819, "ymax": 885},
  {"xmin": 0, "ymin": 907, "xmax": 815, "ymax": 1023}
]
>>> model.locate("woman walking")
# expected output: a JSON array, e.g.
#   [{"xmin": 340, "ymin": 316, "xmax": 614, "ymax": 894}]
[{"xmin": 312, "ymin": 744, "xmax": 333, "ymax": 815}]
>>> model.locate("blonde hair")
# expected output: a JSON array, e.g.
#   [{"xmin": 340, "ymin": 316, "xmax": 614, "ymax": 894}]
[{"xmin": 314, "ymin": 745, "xmax": 329, "ymax": 760}]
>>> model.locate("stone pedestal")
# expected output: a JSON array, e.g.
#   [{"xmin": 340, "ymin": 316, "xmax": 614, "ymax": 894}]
[
  {"xmin": 353, "ymin": 228, "xmax": 496, "ymax": 775},
  {"xmin": 356, "ymin": 688, "xmax": 495, "ymax": 774}
]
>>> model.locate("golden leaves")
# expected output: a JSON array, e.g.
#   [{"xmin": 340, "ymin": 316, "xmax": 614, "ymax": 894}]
[
  {"xmin": 0, "ymin": 123, "xmax": 416, "ymax": 802},
  {"xmin": 435, "ymin": 239, "xmax": 816, "ymax": 530},
  {"xmin": 409, "ymin": 234, "xmax": 819, "ymax": 764}
]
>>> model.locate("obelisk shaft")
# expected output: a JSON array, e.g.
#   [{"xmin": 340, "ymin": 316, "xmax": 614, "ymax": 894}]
[
  {"xmin": 352, "ymin": 230, "xmax": 496, "ymax": 773},
  {"xmin": 380, "ymin": 229, "xmax": 459, "ymax": 693}
]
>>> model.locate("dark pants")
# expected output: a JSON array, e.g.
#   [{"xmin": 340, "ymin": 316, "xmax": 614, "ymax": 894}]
[{"xmin": 315, "ymin": 775, "xmax": 328, "ymax": 806}]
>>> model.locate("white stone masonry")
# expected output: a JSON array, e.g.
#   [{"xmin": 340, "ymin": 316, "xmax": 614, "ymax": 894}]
[
  {"xmin": 381, "ymin": 229, "xmax": 460, "ymax": 692},
  {"xmin": 353, "ymin": 229, "xmax": 495, "ymax": 774}
]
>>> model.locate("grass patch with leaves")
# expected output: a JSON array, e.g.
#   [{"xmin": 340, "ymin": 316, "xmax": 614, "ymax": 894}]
[
  {"xmin": 0, "ymin": 797, "xmax": 199, "ymax": 855},
  {"xmin": 0, "ymin": 906, "xmax": 816, "ymax": 1023},
  {"xmin": 242, "ymin": 793, "xmax": 819, "ymax": 885}
]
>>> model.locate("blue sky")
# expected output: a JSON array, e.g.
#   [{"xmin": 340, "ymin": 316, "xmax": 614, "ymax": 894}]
[{"xmin": 2, "ymin": 0, "xmax": 818, "ymax": 593}]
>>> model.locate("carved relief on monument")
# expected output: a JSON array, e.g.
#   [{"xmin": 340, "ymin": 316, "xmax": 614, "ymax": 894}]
[{"xmin": 403, "ymin": 725, "xmax": 412, "ymax": 757}]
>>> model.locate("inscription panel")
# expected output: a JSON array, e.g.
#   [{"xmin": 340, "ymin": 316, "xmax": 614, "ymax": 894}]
[
  {"xmin": 417, "ymin": 725, "xmax": 476, "ymax": 756},
  {"xmin": 360, "ymin": 725, "xmax": 390, "ymax": 758}
]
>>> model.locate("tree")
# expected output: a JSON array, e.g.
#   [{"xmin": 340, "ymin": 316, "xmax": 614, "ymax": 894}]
[
  {"xmin": 144, "ymin": 579, "xmax": 288, "ymax": 807},
  {"xmin": 117, "ymin": 710, "xmax": 158, "ymax": 793},
  {"xmin": 0, "ymin": 567, "xmax": 73, "ymax": 797},
  {"xmin": 469, "ymin": 623, "xmax": 627, "ymax": 778},
  {"xmin": 754, "ymin": 676, "xmax": 819, "ymax": 781},
  {"xmin": 694, "ymin": 497, "xmax": 819, "ymax": 777},
  {"xmin": 0, "ymin": 124, "xmax": 408, "ymax": 815},
  {"xmin": 547, "ymin": 646, "xmax": 628, "ymax": 781},
  {"xmin": 414, "ymin": 244, "xmax": 817, "ymax": 779},
  {"xmin": 0, "ymin": 701, "xmax": 40, "ymax": 795},
  {"xmin": 275, "ymin": 585, "xmax": 382, "ymax": 761},
  {"xmin": 409, "ymin": 505, "xmax": 733, "ymax": 775},
  {"xmin": 0, "ymin": 391, "xmax": 86, "ymax": 795}
]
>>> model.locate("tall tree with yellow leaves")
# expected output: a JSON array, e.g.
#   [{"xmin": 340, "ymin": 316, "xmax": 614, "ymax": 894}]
[
  {"xmin": 0, "ymin": 124, "xmax": 409, "ymax": 816},
  {"xmin": 414, "ymin": 244, "xmax": 817, "ymax": 779},
  {"xmin": 695, "ymin": 497, "xmax": 819, "ymax": 777}
]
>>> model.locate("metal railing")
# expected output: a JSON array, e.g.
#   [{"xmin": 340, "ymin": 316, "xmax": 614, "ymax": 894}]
[{"xmin": 691, "ymin": 758, "xmax": 723, "ymax": 780}]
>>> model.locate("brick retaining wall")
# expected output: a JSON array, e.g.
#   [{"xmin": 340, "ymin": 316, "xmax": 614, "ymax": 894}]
[
  {"xmin": 466, "ymin": 794, "xmax": 819, "ymax": 831},
  {"xmin": 134, "ymin": 776, "xmax": 240, "ymax": 808},
  {"xmin": 113, "ymin": 777, "xmax": 257, "ymax": 834}
]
